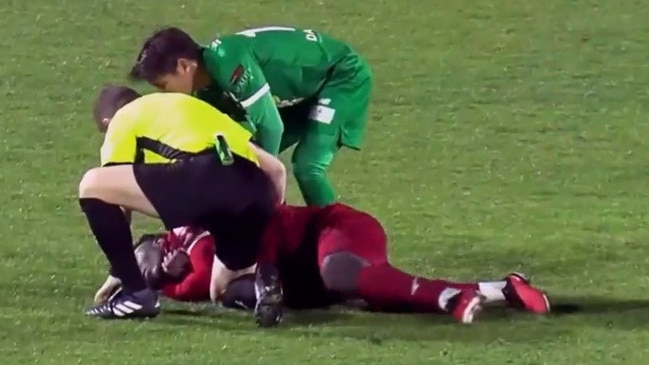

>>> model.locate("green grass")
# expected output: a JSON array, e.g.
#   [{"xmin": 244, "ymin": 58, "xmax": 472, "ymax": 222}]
[{"xmin": 2, "ymin": 0, "xmax": 649, "ymax": 363}]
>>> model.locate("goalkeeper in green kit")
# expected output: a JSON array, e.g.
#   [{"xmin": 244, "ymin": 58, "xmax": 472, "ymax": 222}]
[{"xmin": 129, "ymin": 26, "xmax": 373, "ymax": 206}]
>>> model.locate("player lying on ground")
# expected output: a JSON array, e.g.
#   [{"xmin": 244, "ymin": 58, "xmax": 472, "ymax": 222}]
[
  {"xmin": 81, "ymin": 85, "xmax": 285, "ymax": 321},
  {"xmin": 97, "ymin": 203, "xmax": 551, "ymax": 324},
  {"xmin": 129, "ymin": 26, "xmax": 373, "ymax": 206},
  {"xmin": 94, "ymin": 227, "xmax": 227, "ymax": 305}
]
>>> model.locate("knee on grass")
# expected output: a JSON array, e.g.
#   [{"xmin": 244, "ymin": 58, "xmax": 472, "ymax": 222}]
[{"xmin": 320, "ymin": 252, "xmax": 369, "ymax": 294}]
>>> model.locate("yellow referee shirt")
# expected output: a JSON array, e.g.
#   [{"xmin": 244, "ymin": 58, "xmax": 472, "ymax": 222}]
[{"xmin": 100, "ymin": 92, "xmax": 258, "ymax": 166}]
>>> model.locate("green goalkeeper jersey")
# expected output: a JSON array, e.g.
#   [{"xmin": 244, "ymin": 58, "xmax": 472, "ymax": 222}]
[{"xmin": 197, "ymin": 26, "xmax": 356, "ymax": 155}]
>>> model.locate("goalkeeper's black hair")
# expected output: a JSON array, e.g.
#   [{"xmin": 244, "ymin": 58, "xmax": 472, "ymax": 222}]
[
  {"xmin": 133, "ymin": 233, "xmax": 164, "ymax": 250},
  {"xmin": 132, "ymin": 234, "xmax": 166, "ymax": 289},
  {"xmin": 129, "ymin": 26, "xmax": 202, "ymax": 82}
]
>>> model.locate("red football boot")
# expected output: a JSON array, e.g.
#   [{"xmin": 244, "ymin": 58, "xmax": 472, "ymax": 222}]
[{"xmin": 503, "ymin": 273, "xmax": 551, "ymax": 314}]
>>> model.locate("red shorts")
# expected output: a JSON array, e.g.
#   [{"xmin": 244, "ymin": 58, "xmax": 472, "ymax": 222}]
[
  {"xmin": 277, "ymin": 204, "xmax": 387, "ymax": 309},
  {"xmin": 316, "ymin": 204, "xmax": 388, "ymax": 267}
]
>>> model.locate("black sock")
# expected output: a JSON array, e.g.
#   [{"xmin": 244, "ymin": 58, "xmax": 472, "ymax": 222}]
[{"xmin": 79, "ymin": 198, "xmax": 146, "ymax": 293}]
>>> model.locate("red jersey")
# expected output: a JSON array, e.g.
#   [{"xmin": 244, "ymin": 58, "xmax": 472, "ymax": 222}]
[
  {"xmin": 256, "ymin": 205, "xmax": 322, "ymax": 262},
  {"xmin": 258, "ymin": 203, "xmax": 368, "ymax": 263},
  {"xmin": 161, "ymin": 204, "xmax": 374, "ymax": 302},
  {"xmin": 160, "ymin": 227, "xmax": 214, "ymax": 302}
]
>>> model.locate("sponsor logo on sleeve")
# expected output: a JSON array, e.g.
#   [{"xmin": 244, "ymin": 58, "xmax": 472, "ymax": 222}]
[
  {"xmin": 229, "ymin": 65, "xmax": 244, "ymax": 84},
  {"xmin": 230, "ymin": 65, "xmax": 253, "ymax": 94}
]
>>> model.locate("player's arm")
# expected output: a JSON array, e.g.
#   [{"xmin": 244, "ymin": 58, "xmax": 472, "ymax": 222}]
[
  {"xmin": 209, "ymin": 253, "xmax": 256, "ymax": 304},
  {"xmin": 241, "ymin": 88, "xmax": 284, "ymax": 156},
  {"xmin": 163, "ymin": 270, "xmax": 210, "ymax": 302},
  {"xmin": 161, "ymin": 238, "xmax": 213, "ymax": 302},
  {"xmin": 250, "ymin": 142, "xmax": 286, "ymax": 204},
  {"xmin": 209, "ymin": 109, "xmax": 286, "ymax": 204},
  {"xmin": 203, "ymin": 47, "xmax": 284, "ymax": 156}
]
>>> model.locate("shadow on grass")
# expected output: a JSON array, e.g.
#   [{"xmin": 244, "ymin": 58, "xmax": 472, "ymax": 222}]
[
  {"xmin": 547, "ymin": 295, "xmax": 649, "ymax": 331},
  {"xmin": 164, "ymin": 307, "xmax": 216, "ymax": 318},
  {"xmin": 551, "ymin": 296, "xmax": 649, "ymax": 315},
  {"xmin": 162, "ymin": 305, "xmax": 353, "ymax": 328},
  {"xmin": 160, "ymin": 305, "xmax": 555, "ymax": 344},
  {"xmin": 158, "ymin": 296, "xmax": 649, "ymax": 344}
]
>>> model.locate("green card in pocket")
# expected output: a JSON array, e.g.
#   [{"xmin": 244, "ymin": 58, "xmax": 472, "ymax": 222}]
[{"xmin": 214, "ymin": 134, "xmax": 234, "ymax": 166}]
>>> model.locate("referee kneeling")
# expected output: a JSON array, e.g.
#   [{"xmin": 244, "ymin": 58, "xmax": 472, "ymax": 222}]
[{"xmin": 81, "ymin": 85, "xmax": 286, "ymax": 322}]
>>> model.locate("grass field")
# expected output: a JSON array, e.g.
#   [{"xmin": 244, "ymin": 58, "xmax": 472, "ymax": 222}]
[{"xmin": 2, "ymin": 0, "xmax": 649, "ymax": 363}]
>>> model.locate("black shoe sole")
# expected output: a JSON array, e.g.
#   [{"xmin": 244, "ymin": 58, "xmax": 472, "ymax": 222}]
[
  {"xmin": 254, "ymin": 264, "xmax": 283, "ymax": 328},
  {"xmin": 255, "ymin": 297, "xmax": 282, "ymax": 328},
  {"xmin": 85, "ymin": 309, "xmax": 161, "ymax": 320}
]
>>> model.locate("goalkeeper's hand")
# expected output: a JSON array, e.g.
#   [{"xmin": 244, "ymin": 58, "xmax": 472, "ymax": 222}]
[
  {"xmin": 161, "ymin": 249, "xmax": 192, "ymax": 283},
  {"xmin": 94, "ymin": 275, "xmax": 121, "ymax": 305}
]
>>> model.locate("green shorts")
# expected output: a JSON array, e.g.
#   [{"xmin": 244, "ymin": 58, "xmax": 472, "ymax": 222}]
[{"xmin": 279, "ymin": 52, "xmax": 373, "ymax": 153}]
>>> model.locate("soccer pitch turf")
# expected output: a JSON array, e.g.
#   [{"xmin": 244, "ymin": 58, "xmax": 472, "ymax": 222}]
[{"xmin": 2, "ymin": 0, "xmax": 649, "ymax": 363}]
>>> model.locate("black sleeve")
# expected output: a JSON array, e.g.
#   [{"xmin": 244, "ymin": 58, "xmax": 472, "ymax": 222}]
[
  {"xmin": 102, "ymin": 162, "xmax": 133, "ymax": 167},
  {"xmin": 102, "ymin": 148, "xmax": 143, "ymax": 166},
  {"xmin": 219, "ymin": 92, "xmax": 248, "ymax": 122}
]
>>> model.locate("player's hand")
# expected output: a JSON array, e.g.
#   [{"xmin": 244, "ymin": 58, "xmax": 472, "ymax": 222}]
[
  {"xmin": 161, "ymin": 249, "xmax": 192, "ymax": 283},
  {"xmin": 94, "ymin": 275, "xmax": 121, "ymax": 305}
]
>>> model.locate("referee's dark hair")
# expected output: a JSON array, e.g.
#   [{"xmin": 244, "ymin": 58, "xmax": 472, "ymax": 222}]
[{"xmin": 93, "ymin": 85, "xmax": 141, "ymax": 132}]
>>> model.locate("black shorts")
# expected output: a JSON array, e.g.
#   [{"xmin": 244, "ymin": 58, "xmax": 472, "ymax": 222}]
[
  {"xmin": 278, "ymin": 98, "xmax": 317, "ymax": 124},
  {"xmin": 133, "ymin": 153, "xmax": 276, "ymax": 270}
]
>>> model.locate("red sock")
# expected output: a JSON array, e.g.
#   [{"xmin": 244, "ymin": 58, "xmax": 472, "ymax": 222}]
[{"xmin": 356, "ymin": 264, "xmax": 478, "ymax": 313}]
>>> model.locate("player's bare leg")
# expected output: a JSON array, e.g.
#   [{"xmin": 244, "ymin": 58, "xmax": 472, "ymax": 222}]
[
  {"xmin": 79, "ymin": 165, "xmax": 160, "ymax": 319},
  {"xmin": 78, "ymin": 165, "xmax": 158, "ymax": 216}
]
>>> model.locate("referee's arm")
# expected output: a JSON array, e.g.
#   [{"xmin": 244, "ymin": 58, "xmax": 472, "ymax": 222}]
[{"xmin": 249, "ymin": 142, "xmax": 286, "ymax": 205}]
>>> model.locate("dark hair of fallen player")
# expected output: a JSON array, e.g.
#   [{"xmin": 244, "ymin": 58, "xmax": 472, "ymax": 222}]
[
  {"xmin": 92, "ymin": 85, "xmax": 141, "ymax": 131},
  {"xmin": 128, "ymin": 27, "xmax": 202, "ymax": 83}
]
